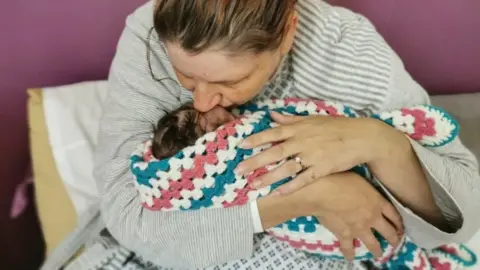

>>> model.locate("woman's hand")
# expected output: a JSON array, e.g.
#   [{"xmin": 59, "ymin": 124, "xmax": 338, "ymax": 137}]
[
  {"xmin": 277, "ymin": 172, "xmax": 403, "ymax": 260},
  {"xmin": 236, "ymin": 111, "xmax": 405, "ymax": 195}
]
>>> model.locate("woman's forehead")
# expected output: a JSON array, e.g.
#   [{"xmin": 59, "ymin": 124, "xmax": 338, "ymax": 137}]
[{"xmin": 166, "ymin": 43, "xmax": 258, "ymax": 81}]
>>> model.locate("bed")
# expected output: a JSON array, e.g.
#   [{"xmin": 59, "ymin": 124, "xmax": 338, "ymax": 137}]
[{"xmin": 1, "ymin": 0, "xmax": 479, "ymax": 268}]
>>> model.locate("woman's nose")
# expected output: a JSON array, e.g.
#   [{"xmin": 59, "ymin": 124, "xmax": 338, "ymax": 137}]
[{"xmin": 193, "ymin": 82, "xmax": 221, "ymax": 112}]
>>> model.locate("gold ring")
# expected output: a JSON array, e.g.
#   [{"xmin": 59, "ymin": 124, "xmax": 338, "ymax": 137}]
[{"xmin": 295, "ymin": 156, "xmax": 307, "ymax": 172}]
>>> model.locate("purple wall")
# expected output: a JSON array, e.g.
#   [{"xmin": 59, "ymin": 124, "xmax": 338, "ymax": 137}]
[
  {"xmin": 0, "ymin": 1, "xmax": 145, "ymax": 268},
  {"xmin": 331, "ymin": 0, "xmax": 480, "ymax": 94}
]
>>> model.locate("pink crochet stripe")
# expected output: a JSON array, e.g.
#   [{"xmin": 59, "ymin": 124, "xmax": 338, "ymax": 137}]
[
  {"xmin": 401, "ymin": 108, "xmax": 437, "ymax": 140},
  {"xmin": 429, "ymin": 257, "xmax": 452, "ymax": 270},
  {"xmin": 270, "ymin": 231, "xmax": 414, "ymax": 266},
  {"xmin": 142, "ymin": 118, "xmax": 246, "ymax": 210},
  {"xmin": 223, "ymin": 167, "xmax": 269, "ymax": 208},
  {"xmin": 438, "ymin": 246, "xmax": 459, "ymax": 255},
  {"xmin": 283, "ymin": 97, "xmax": 305, "ymax": 104},
  {"xmin": 427, "ymin": 245, "xmax": 465, "ymax": 270},
  {"xmin": 269, "ymin": 232, "xmax": 361, "ymax": 252}
]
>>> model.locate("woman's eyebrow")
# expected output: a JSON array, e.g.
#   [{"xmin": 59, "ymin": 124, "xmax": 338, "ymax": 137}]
[
  {"xmin": 210, "ymin": 72, "xmax": 251, "ymax": 85},
  {"xmin": 174, "ymin": 65, "xmax": 252, "ymax": 84}
]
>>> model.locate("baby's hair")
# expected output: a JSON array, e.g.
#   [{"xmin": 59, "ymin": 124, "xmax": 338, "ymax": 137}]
[{"xmin": 152, "ymin": 103, "xmax": 201, "ymax": 160}]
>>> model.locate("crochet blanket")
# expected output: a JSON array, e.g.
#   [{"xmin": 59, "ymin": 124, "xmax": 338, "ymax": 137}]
[{"xmin": 131, "ymin": 98, "xmax": 476, "ymax": 269}]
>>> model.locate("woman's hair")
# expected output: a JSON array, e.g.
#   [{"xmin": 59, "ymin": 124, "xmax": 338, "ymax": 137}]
[{"xmin": 153, "ymin": 0, "xmax": 297, "ymax": 54}]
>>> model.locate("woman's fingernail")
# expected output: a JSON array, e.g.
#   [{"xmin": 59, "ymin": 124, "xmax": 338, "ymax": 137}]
[
  {"xmin": 235, "ymin": 166, "xmax": 245, "ymax": 175},
  {"xmin": 251, "ymin": 180, "xmax": 262, "ymax": 189},
  {"xmin": 238, "ymin": 140, "xmax": 249, "ymax": 149},
  {"xmin": 271, "ymin": 191, "xmax": 281, "ymax": 197}
]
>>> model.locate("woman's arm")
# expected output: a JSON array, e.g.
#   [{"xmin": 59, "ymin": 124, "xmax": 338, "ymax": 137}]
[
  {"xmin": 243, "ymin": 1, "xmax": 480, "ymax": 250},
  {"xmin": 370, "ymin": 51, "xmax": 480, "ymax": 248},
  {"xmin": 94, "ymin": 3, "xmax": 254, "ymax": 268},
  {"xmin": 316, "ymin": 2, "xmax": 480, "ymax": 248},
  {"xmin": 367, "ymin": 124, "xmax": 446, "ymax": 230}
]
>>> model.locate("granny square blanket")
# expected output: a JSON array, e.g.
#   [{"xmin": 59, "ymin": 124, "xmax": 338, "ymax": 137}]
[{"xmin": 131, "ymin": 98, "xmax": 476, "ymax": 269}]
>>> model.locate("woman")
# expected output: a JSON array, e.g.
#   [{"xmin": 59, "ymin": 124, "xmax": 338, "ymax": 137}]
[{"xmin": 94, "ymin": 0, "xmax": 480, "ymax": 269}]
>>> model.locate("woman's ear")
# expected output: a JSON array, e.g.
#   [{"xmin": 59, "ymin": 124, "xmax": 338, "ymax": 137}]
[{"xmin": 280, "ymin": 10, "xmax": 299, "ymax": 55}]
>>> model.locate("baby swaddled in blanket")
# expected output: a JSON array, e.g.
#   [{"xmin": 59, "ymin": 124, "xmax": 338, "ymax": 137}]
[{"xmin": 131, "ymin": 98, "xmax": 477, "ymax": 269}]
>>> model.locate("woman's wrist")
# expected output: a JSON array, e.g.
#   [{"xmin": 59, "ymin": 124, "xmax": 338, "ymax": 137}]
[
  {"xmin": 257, "ymin": 190, "xmax": 309, "ymax": 230},
  {"xmin": 365, "ymin": 120, "xmax": 447, "ymax": 228},
  {"xmin": 362, "ymin": 118, "xmax": 408, "ymax": 164}
]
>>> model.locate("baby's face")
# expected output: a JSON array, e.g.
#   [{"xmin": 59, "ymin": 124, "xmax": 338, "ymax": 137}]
[{"xmin": 152, "ymin": 103, "xmax": 236, "ymax": 160}]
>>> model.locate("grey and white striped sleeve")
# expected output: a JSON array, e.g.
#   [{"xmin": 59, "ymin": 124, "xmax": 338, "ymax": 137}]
[
  {"xmin": 93, "ymin": 4, "xmax": 254, "ymax": 268},
  {"xmin": 379, "ymin": 50, "xmax": 480, "ymax": 248}
]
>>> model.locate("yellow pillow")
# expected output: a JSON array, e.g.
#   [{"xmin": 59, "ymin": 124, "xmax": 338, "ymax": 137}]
[{"xmin": 28, "ymin": 88, "xmax": 77, "ymax": 256}]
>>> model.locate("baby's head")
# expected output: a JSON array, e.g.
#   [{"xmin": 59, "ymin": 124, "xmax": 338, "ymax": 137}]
[{"xmin": 152, "ymin": 103, "xmax": 205, "ymax": 160}]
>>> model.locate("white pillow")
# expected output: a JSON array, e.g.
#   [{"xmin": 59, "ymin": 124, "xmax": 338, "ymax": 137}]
[{"xmin": 43, "ymin": 80, "xmax": 108, "ymax": 217}]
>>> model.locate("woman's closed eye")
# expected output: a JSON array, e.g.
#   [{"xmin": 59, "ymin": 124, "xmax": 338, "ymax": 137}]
[{"xmin": 176, "ymin": 70, "xmax": 193, "ymax": 80}]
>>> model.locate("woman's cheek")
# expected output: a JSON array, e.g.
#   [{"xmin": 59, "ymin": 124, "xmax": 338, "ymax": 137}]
[
  {"xmin": 177, "ymin": 74, "xmax": 194, "ymax": 91},
  {"xmin": 224, "ymin": 91, "xmax": 252, "ymax": 106}
]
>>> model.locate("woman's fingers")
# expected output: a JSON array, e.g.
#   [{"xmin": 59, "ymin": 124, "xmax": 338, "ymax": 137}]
[
  {"xmin": 239, "ymin": 123, "xmax": 296, "ymax": 149},
  {"xmin": 357, "ymin": 230, "xmax": 383, "ymax": 258},
  {"xmin": 269, "ymin": 111, "xmax": 305, "ymax": 124},
  {"xmin": 272, "ymin": 167, "xmax": 318, "ymax": 195},
  {"xmin": 381, "ymin": 202, "xmax": 404, "ymax": 233},
  {"xmin": 240, "ymin": 111, "xmax": 317, "ymax": 149},
  {"xmin": 318, "ymin": 216, "xmax": 355, "ymax": 261},
  {"xmin": 250, "ymin": 159, "xmax": 303, "ymax": 189},
  {"xmin": 372, "ymin": 218, "xmax": 400, "ymax": 248},
  {"xmin": 272, "ymin": 157, "xmax": 342, "ymax": 194},
  {"xmin": 339, "ymin": 238, "xmax": 355, "ymax": 261},
  {"xmin": 236, "ymin": 140, "xmax": 301, "ymax": 175}
]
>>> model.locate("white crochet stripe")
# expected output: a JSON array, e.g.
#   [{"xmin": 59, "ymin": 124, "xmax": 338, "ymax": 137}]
[
  {"xmin": 246, "ymin": 99, "xmax": 356, "ymax": 117},
  {"xmin": 211, "ymin": 143, "xmax": 274, "ymax": 208},
  {"xmin": 268, "ymin": 224, "xmax": 374, "ymax": 257}
]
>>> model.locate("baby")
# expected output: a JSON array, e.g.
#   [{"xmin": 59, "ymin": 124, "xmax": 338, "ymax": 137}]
[
  {"xmin": 152, "ymin": 103, "xmax": 209, "ymax": 160},
  {"xmin": 139, "ymin": 99, "xmax": 473, "ymax": 269}
]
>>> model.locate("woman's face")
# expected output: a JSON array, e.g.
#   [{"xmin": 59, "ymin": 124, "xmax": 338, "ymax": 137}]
[
  {"xmin": 165, "ymin": 11, "xmax": 298, "ymax": 112},
  {"xmin": 166, "ymin": 43, "xmax": 282, "ymax": 112}
]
